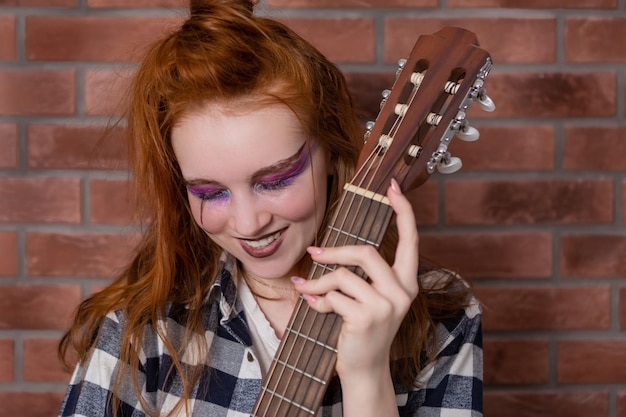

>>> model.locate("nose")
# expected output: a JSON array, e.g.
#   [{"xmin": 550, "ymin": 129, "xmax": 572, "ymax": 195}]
[{"xmin": 228, "ymin": 192, "xmax": 273, "ymax": 237}]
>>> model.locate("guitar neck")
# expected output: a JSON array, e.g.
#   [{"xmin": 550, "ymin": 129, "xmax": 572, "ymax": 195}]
[
  {"xmin": 251, "ymin": 187, "xmax": 395, "ymax": 417},
  {"xmin": 252, "ymin": 25, "xmax": 494, "ymax": 417}
]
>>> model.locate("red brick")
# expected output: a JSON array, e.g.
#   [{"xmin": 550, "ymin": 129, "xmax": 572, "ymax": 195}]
[
  {"xmin": 0, "ymin": 284, "xmax": 80, "ymax": 329},
  {"xmin": 622, "ymin": 180, "xmax": 626, "ymax": 224},
  {"xmin": 480, "ymin": 72, "xmax": 616, "ymax": 119},
  {"xmin": 0, "ymin": 123, "xmax": 18, "ymax": 168},
  {"xmin": 0, "ymin": 177, "xmax": 81, "ymax": 223},
  {"xmin": 28, "ymin": 124, "xmax": 127, "ymax": 170},
  {"xmin": 619, "ymin": 392, "xmax": 626, "ymax": 417},
  {"xmin": 0, "ymin": 69, "xmax": 75, "ymax": 115},
  {"xmin": 453, "ymin": 125, "xmax": 555, "ymax": 171},
  {"xmin": 564, "ymin": 125, "xmax": 626, "ymax": 170},
  {"xmin": 348, "ymin": 71, "xmax": 617, "ymax": 120},
  {"xmin": 26, "ymin": 16, "xmax": 181, "ymax": 62},
  {"xmin": 88, "ymin": 0, "xmax": 181, "ymax": 6},
  {"xmin": 90, "ymin": 178, "xmax": 133, "ymax": 225},
  {"xmin": 483, "ymin": 339, "xmax": 549, "ymax": 384},
  {"xmin": 0, "ymin": 339, "xmax": 14, "ymax": 382},
  {"xmin": 0, "ymin": 231, "xmax": 18, "ymax": 276},
  {"xmin": 268, "ymin": 0, "xmax": 437, "ymax": 6},
  {"xmin": 0, "ymin": 392, "xmax": 66, "ymax": 417},
  {"xmin": 449, "ymin": 0, "xmax": 615, "ymax": 7},
  {"xmin": 476, "ymin": 285, "xmax": 610, "ymax": 331},
  {"xmin": 561, "ymin": 234, "xmax": 626, "ymax": 277},
  {"xmin": 445, "ymin": 179, "xmax": 613, "ymax": 225},
  {"xmin": 420, "ymin": 232, "xmax": 552, "ymax": 279},
  {"xmin": 384, "ymin": 18, "xmax": 556, "ymax": 64},
  {"xmin": 0, "ymin": 15, "xmax": 16, "ymax": 61},
  {"xmin": 279, "ymin": 18, "xmax": 374, "ymax": 63},
  {"xmin": 566, "ymin": 18, "xmax": 626, "ymax": 63},
  {"xmin": 26, "ymin": 232, "xmax": 138, "ymax": 278},
  {"xmin": 484, "ymin": 391, "xmax": 609, "ymax": 417},
  {"xmin": 23, "ymin": 338, "xmax": 71, "ymax": 383},
  {"xmin": 1, "ymin": 0, "xmax": 76, "ymax": 4},
  {"xmin": 84, "ymin": 69, "xmax": 131, "ymax": 116},
  {"xmin": 558, "ymin": 340, "xmax": 626, "ymax": 383},
  {"xmin": 619, "ymin": 288, "xmax": 626, "ymax": 330},
  {"xmin": 406, "ymin": 180, "xmax": 438, "ymax": 226},
  {"xmin": 347, "ymin": 71, "xmax": 616, "ymax": 121}
]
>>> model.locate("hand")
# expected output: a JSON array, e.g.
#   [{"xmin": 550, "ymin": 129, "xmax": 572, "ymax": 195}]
[{"xmin": 291, "ymin": 178, "xmax": 419, "ymax": 379}]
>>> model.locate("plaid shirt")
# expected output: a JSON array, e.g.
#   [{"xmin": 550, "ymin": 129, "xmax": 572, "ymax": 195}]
[{"xmin": 59, "ymin": 254, "xmax": 483, "ymax": 417}]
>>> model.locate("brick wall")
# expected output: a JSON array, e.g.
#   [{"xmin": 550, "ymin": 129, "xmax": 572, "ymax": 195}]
[{"xmin": 0, "ymin": 0, "xmax": 624, "ymax": 416}]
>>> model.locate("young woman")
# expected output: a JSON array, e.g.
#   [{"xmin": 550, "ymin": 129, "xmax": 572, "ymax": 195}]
[{"xmin": 58, "ymin": 1, "xmax": 482, "ymax": 416}]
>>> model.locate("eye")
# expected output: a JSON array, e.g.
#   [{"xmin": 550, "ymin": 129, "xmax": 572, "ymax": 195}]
[
  {"xmin": 188, "ymin": 186, "xmax": 230, "ymax": 202},
  {"xmin": 255, "ymin": 175, "xmax": 297, "ymax": 192}
]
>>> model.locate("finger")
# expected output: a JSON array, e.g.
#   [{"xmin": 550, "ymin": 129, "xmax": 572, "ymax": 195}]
[
  {"xmin": 387, "ymin": 178, "xmax": 419, "ymax": 294},
  {"xmin": 307, "ymin": 245, "xmax": 402, "ymax": 290},
  {"xmin": 292, "ymin": 269, "xmax": 378, "ymax": 304}
]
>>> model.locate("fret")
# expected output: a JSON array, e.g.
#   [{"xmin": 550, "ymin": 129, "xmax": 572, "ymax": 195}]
[
  {"xmin": 286, "ymin": 327, "xmax": 338, "ymax": 353},
  {"xmin": 311, "ymin": 262, "xmax": 335, "ymax": 274},
  {"xmin": 326, "ymin": 191, "xmax": 394, "ymax": 249},
  {"xmin": 253, "ymin": 26, "xmax": 493, "ymax": 417},
  {"xmin": 255, "ymin": 387, "xmax": 316, "ymax": 416},
  {"xmin": 274, "ymin": 359, "xmax": 327, "ymax": 385},
  {"xmin": 326, "ymin": 225, "xmax": 381, "ymax": 247}
]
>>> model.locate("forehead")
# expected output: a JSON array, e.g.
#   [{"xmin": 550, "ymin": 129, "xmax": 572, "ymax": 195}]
[{"xmin": 171, "ymin": 103, "xmax": 310, "ymax": 181}]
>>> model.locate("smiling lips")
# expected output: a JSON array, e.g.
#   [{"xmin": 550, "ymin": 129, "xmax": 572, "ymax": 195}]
[{"xmin": 240, "ymin": 229, "xmax": 285, "ymax": 257}]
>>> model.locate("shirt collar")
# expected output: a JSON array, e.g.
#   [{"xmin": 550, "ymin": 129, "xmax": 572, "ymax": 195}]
[{"xmin": 207, "ymin": 252, "xmax": 241, "ymax": 324}]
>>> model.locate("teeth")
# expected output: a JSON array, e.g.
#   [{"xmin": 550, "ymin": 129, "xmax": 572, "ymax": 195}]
[{"xmin": 244, "ymin": 230, "xmax": 282, "ymax": 249}]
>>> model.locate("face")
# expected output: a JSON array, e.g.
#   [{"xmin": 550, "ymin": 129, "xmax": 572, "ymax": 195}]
[{"xmin": 171, "ymin": 103, "xmax": 329, "ymax": 282}]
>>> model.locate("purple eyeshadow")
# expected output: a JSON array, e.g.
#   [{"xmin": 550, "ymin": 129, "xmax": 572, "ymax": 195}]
[{"xmin": 258, "ymin": 145, "xmax": 310, "ymax": 184}]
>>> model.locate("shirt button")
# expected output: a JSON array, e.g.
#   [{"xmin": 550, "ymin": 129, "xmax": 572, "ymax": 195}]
[{"xmin": 247, "ymin": 351, "xmax": 254, "ymax": 362}]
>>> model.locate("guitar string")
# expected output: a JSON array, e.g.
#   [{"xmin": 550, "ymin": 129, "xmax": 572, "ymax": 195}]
[
  {"xmin": 254, "ymin": 125, "xmax": 390, "ymax": 415},
  {"xmin": 255, "ymin": 68, "xmax": 424, "ymax": 415},
  {"xmin": 259, "ymin": 81, "xmax": 418, "ymax": 416},
  {"xmin": 256, "ymin": 146, "xmax": 388, "ymax": 415}
]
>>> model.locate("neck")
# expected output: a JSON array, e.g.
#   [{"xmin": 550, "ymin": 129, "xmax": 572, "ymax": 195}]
[{"xmin": 240, "ymin": 269, "xmax": 297, "ymax": 303}]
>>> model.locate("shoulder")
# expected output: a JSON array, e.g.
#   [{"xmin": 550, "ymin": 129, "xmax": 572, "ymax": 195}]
[{"xmin": 420, "ymin": 269, "xmax": 481, "ymax": 351}]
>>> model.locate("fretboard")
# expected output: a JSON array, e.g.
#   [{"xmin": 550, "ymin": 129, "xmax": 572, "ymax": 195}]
[{"xmin": 251, "ymin": 187, "xmax": 395, "ymax": 417}]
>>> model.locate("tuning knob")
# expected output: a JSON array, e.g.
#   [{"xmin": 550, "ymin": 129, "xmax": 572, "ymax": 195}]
[
  {"xmin": 456, "ymin": 125, "xmax": 480, "ymax": 141},
  {"xmin": 437, "ymin": 155, "xmax": 463, "ymax": 174},
  {"xmin": 396, "ymin": 58, "xmax": 407, "ymax": 78},
  {"xmin": 363, "ymin": 120, "xmax": 375, "ymax": 141},
  {"xmin": 477, "ymin": 88, "xmax": 496, "ymax": 112},
  {"xmin": 380, "ymin": 89, "xmax": 391, "ymax": 109}
]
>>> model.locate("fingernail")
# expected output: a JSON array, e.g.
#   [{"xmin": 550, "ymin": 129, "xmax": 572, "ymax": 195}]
[
  {"xmin": 390, "ymin": 178, "xmax": 401, "ymax": 193},
  {"xmin": 303, "ymin": 294, "xmax": 317, "ymax": 304},
  {"xmin": 307, "ymin": 246, "xmax": 324, "ymax": 255},
  {"xmin": 291, "ymin": 276, "xmax": 306, "ymax": 285}
]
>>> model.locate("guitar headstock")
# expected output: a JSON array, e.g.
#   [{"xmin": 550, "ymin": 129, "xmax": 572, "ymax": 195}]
[{"xmin": 353, "ymin": 26, "xmax": 494, "ymax": 196}]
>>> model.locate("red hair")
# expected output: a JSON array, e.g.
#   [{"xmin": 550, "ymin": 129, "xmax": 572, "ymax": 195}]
[{"xmin": 59, "ymin": 1, "xmax": 472, "ymax": 415}]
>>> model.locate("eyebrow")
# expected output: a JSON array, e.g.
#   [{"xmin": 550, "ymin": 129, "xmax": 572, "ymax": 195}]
[{"xmin": 184, "ymin": 142, "xmax": 308, "ymax": 187}]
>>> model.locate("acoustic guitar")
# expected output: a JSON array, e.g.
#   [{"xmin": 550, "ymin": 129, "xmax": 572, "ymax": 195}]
[{"xmin": 251, "ymin": 26, "xmax": 495, "ymax": 417}]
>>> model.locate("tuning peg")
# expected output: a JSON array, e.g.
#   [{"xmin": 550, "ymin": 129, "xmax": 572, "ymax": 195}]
[
  {"xmin": 380, "ymin": 89, "xmax": 391, "ymax": 109},
  {"xmin": 456, "ymin": 125, "xmax": 480, "ymax": 141},
  {"xmin": 396, "ymin": 59, "xmax": 407, "ymax": 78},
  {"xmin": 437, "ymin": 155, "xmax": 463, "ymax": 174},
  {"xmin": 363, "ymin": 120, "xmax": 375, "ymax": 141},
  {"xmin": 476, "ymin": 88, "xmax": 496, "ymax": 112}
]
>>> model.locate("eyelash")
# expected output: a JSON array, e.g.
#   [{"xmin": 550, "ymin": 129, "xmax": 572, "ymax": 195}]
[{"xmin": 189, "ymin": 174, "xmax": 297, "ymax": 202}]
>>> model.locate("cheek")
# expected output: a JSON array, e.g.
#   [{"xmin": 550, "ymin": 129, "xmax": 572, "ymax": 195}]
[
  {"xmin": 275, "ymin": 178, "xmax": 327, "ymax": 223},
  {"xmin": 188, "ymin": 195, "xmax": 229, "ymax": 234}
]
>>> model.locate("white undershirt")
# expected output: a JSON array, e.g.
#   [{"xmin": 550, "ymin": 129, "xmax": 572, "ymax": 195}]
[{"xmin": 238, "ymin": 279, "xmax": 281, "ymax": 376}]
